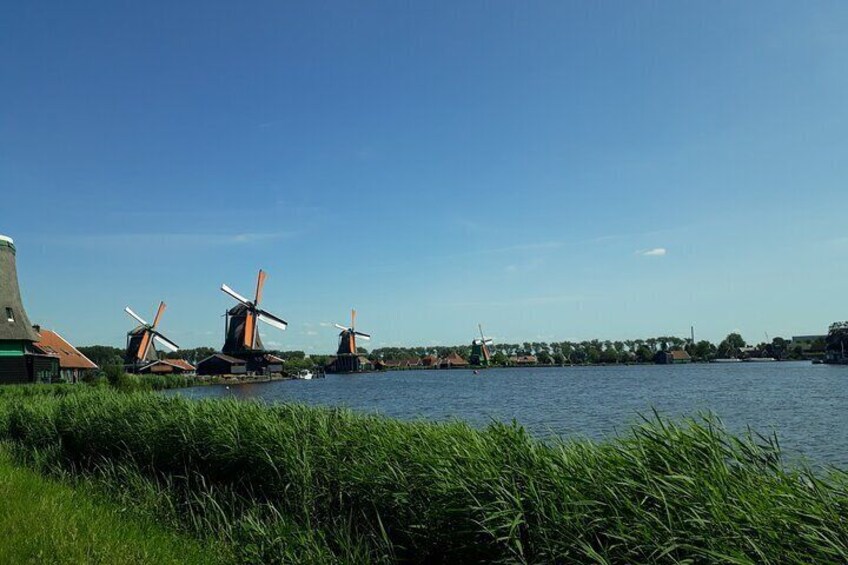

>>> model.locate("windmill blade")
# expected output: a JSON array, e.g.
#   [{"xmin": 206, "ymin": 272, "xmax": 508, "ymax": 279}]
[
  {"xmin": 125, "ymin": 307, "xmax": 148, "ymax": 326},
  {"xmin": 136, "ymin": 330, "xmax": 152, "ymax": 361},
  {"xmin": 335, "ymin": 323, "xmax": 350, "ymax": 331},
  {"xmin": 354, "ymin": 331, "xmax": 371, "ymax": 340},
  {"xmin": 484, "ymin": 339, "xmax": 494, "ymax": 345},
  {"xmin": 151, "ymin": 301, "xmax": 167, "ymax": 329},
  {"xmin": 258, "ymin": 310, "xmax": 287, "ymax": 331},
  {"xmin": 221, "ymin": 284, "xmax": 252, "ymax": 306},
  {"xmin": 243, "ymin": 311, "xmax": 256, "ymax": 348},
  {"xmin": 351, "ymin": 309, "xmax": 357, "ymax": 330},
  {"xmin": 153, "ymin": 333, "xmax": 179, "ymax": 352},
  {"xmin": 254, "ymin": 270, "xmax": 267, "ymax": 306}
]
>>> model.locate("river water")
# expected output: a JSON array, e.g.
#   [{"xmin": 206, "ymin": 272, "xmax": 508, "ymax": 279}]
[{"xmin": 165, "ymin": 361, "xmax": 848, "ymax": 466}]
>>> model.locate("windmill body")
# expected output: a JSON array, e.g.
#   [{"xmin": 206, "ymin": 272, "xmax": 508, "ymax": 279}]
[
  {"xmin": 470, "ymin": 324, "xmax": 494, "ymax": 366},
  {"xmin": 0, "ymin": 234, "xmax": 58, "ymax": 383},
  {"xmin": 208, "ymin": 270, "xmax": 287, "ymax": 375},
  {"xmin": 327, "ymin": 309, "xmax": 371, "ymax": 373},
  {"xmin": 123, "ymin": 302, "xmax": 179, "ymax": 371}
]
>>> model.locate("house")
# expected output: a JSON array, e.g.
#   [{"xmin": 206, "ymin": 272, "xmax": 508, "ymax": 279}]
[
  {"xmin": 358, "ymin": 356, "xmax": 373, "ymax": 371},
  {"xmin": 421, "ymin": 355, "xmax": 440, "ymax": 367},
  {"xmin": 138, "ymin": 359, "xmax": 196, "ymax": 375},
  {"xmin": 32, "ymin": 328, "xmax": 98, "ymax": 382},
  {"xmin": 373, "ymin": 359, "xmax": 400, "ymax": 371},
  {"xmin": 511, "ymin": 355, "xmax": 538, "ymax": 366},
  {"xmin": 400, "ymin": 358, "xmax": 422, "ymax": 369},
  {"xmin": 654, "ymin": 350, "xmax": 691, "ymax": 365},
  {"xmin": 262, "ymin": 353, "xmax": 285, "ymax": 374},
  {"xmin": 439, "ymin": 352, "xmax": 469, "ymax": 369},
  {"xmin": 196, "ymin": 353, "xmax": 247, "ymax": 376}
]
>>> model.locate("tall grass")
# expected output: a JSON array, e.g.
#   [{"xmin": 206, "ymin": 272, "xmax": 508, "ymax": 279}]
[
  {"xmin": 2, "ymin": 388, "xmax": 848, "ymax": 563},
  {"xmin": 0, "ymin": 442, "xmax": 226, "ymax": 564}
]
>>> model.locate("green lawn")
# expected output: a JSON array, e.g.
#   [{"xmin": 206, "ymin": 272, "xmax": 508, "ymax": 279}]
[{"xmin": 0, "ymin": 448, "xmax": 224, "ymax": 565}]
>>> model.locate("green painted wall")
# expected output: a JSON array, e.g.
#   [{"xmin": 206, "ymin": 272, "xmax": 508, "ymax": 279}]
[{"xmin": 0, "ymin": 341, "xmax": 25, "ymax": 357}]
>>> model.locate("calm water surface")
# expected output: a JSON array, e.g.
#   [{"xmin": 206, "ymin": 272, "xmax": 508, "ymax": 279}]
[{"xmin": 166, "ymin": 362, "xmax": 848, "ymax": 466}]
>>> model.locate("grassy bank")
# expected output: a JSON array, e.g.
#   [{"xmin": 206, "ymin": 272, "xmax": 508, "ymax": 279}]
[
  {"xmin": 1, "ymin": 386, "xmax": 847, "ymax": 563},
  {"xmin": 0, "ymin": 443, "xmax": 224, "ymax": 564}
]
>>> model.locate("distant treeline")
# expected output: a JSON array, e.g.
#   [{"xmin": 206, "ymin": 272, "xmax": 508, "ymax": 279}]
[
  {"xmin": 77, "ymin": 332, "xmax": 815, "ymax": 371},
  {"xmin": 368, "ymin": 333, "xmax": 810, "ymax": 365}
]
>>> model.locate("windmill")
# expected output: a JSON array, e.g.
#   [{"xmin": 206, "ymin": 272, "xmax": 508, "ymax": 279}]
[
  {"xmin": 0, "ymin": 234, "xmax": 56, "ymax": 384},
  {"xmin": 220, "ymin": 269, "xmax": 287, "ymax": 357},
  {"xmin": 470, "ymin": 324, "xmax": 493, "ymax": 366},
  {"xmin": 335, "ymin": 309, "xmax": 371, "ymax": 355},
  {"xmin": 327, "ymin": 309, "xmax": 371, "ymax": 373},
  {"xmin": 124, "ymin": 302, "xmax": 179, "ymax": 368}
]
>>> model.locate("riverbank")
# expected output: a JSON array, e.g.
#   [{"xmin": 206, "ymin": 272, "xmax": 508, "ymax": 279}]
[{"xmin": 1, "ymin": 385, "xmax": 847, "ymax": 563}]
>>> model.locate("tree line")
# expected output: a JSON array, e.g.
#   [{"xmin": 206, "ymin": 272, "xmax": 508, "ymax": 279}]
[{"xmin": 77, "ymin": 332, "xmax": 812, "ymax": 371}]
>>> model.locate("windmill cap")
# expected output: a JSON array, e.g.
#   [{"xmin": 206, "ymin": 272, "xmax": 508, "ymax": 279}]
[{"xmin": 0, "ymin": 235, "xmax": 13, "ymax": 245}]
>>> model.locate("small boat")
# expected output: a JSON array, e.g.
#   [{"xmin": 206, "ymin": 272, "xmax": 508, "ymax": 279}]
[
  {"xmin": 295, "ymin": 369, "xmax": 313, "ymax": 380},
  {"xmin": 711, "ymin": 358, "xmax": 741, "ymax": 363}
]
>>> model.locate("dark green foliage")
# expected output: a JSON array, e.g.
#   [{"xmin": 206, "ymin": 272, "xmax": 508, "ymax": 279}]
[
  {"xmin": 103, "ymin": 364, "xmax": 124, "ymax": 387},
  {"xmin": 2, "ymin": 389, "xmax": 848, "ymax": 563},
  {"xmin": 77, "ymin": 345, "xmax": 124, "ymax": 368}
]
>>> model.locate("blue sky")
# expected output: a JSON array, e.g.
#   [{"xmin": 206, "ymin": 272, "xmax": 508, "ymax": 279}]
[{"xmin": 2, "ymin": 1, "xmax": 847, "ymax": 353}]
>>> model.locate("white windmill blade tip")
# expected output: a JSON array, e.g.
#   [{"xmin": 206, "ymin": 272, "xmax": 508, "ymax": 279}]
[
  {"xmin": 257, "ymin": 312, "xmax": 288, "ymax": 331},
  {"xmin": 334, "ymin": 323, "xmax": 349, "ymax": 331},
  {"xmin": 153, "ymin": 334, "xmax": 179, "ymax": 352},
  {"xmin": 221, "ymin": 284, "xmax": 251, "ymax": 304},
  {"xmin": 124, "ymin": 307, "xmax": 148, "ymax": 325},
  {"xmin": 355, "ymin": 332, "xmax": 371, "ymax": 340}
]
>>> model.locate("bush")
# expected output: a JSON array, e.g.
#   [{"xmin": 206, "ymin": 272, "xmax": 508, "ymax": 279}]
[{"xmin": 103, "ymin": 365, "xmax": 125, "ymax": 387}]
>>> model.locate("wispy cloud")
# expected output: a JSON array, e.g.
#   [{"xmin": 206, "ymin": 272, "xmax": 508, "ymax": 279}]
[
  {"xmin": 53, "ymin": 231, "xmax": 295, "ymax": 249},
  {"xmin": 638, "ymin": 248, "xmax": 667, "ymax": 257}
]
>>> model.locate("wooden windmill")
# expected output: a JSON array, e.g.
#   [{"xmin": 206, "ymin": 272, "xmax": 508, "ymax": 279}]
[
  {"xmin": 124, "ymin": 302, "xmax": 179, "ymax": 368},
  {"xmin": 0, "ymin": 234, "xmax": 52, "ymax": 383},
  {"xmin": 470, "ymin": 324, "xmax": 493, "ymax": 366},
  {"xmin": 221, "ymin": 269, "xmax": 287, "ymax": 356},
  {"xmin": 329, "ymin": 309, "xmax": 370, "ymax": 373}
]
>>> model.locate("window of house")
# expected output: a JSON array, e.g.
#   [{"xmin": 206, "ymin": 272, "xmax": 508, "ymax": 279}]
[{"xmin": 5, "ymin": 308, "xmax": 13, "ymax": 323}]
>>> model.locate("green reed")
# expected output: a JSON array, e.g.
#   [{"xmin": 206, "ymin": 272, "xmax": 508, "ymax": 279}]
[{"xmin": 1, "ymin": 387, "xmax": 848, "ymax": 563}]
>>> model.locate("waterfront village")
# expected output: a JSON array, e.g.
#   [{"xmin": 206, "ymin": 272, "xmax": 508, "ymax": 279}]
[{"xmin": 3, "ymin": 233, "xmax": 848, "ymax": 385}]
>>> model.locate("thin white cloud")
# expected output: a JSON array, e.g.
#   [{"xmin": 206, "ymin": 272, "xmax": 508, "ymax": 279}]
[
  {"xmin": 639, "ymin": 248, "xmax": 667, "ymax": 257},
  {"xmin": 54, "ymin": 231, "xmax": 295, "ymax": 249}
]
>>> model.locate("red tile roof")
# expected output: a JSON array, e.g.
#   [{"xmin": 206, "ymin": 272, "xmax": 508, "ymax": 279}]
[
  {"xmin": 165, "ymin": 359, "xmax": 196, "ymax": 371},
  {"xmin": 33, "ymin": 329, "xmax": 98, "ymax": 370}
]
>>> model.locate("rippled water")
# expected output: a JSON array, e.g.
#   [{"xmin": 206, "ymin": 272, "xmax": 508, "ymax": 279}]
[{"xmin": 165, "ymin": 361, "xmax": 848, "ymax": 466}]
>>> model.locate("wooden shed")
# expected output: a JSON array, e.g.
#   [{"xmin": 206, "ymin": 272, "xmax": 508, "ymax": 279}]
[{"xmin": 197, "ymin": 353, "xmax": 247, "ymax": 376}]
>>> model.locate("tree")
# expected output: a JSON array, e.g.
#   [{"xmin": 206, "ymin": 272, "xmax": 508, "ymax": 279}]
[
  {"xmin": 77, "ymin": 345, "xmax": 124, "ymax": 368},
  {"xmin": 492, "ymin": 351, "xmax": 509, "ymax": 366},
  {"xmin": 600, "ymin": 348, "xmax": 619, "ymax": 364},
  {"xmin": 692, "ymin": 340, "xmax": 716, "ymax": 361},
  {"xmin": 537, "ymin": 351, "xmax": 553, "ymax": 365},
  {"xmin": 635, "ymin": 345, "xmax": 654, "ymax": 363},
  {"xmin": 717, "ymin": 333, "xmax": 746, "ymax": 358}
]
